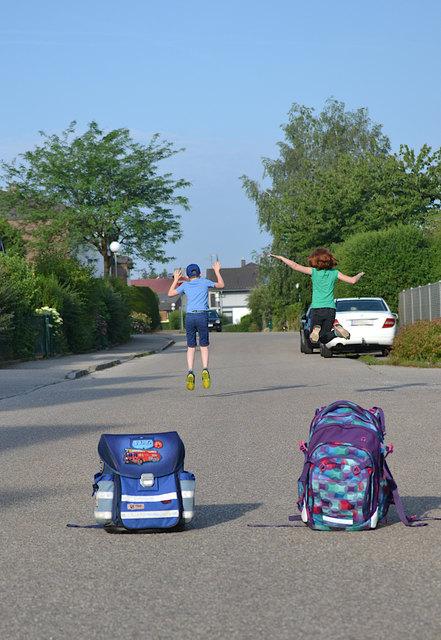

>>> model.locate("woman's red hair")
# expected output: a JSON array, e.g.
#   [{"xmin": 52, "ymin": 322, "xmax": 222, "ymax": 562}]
[{"xmin": 308, "ymin": 247, "xmax": 337, "ymax": 270}]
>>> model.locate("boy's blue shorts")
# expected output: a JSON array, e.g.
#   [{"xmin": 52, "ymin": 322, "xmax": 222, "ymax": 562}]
[{"xmin": 186, "ymin": 312, "xmax": 209, "ymax": 347}]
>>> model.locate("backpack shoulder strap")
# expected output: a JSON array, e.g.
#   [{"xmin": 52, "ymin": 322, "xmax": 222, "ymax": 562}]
[{"xmin": 383, "ymin": 460, "xmax": 428, "ymax": 527}]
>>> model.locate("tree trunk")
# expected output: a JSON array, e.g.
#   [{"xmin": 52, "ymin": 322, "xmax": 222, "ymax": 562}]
[{"xmin": 103, "ymin": 252, "xmax": 112, "ymax": 278}]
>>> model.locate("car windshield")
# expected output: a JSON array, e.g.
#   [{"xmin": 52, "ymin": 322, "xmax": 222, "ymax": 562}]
[
  {"xmin": 336, "ymin": 299, "xmax": 388, "ymax": 312},
  {"xmin": 208, "ymin": 310, "xmax": 219, "ymax": 318}
]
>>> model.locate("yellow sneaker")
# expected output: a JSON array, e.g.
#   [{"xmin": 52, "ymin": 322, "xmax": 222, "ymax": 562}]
[
  {"xmin": 186, "ymin": 372, "xmax": 195, "ymax": 391},
  {"xmin": 202, "ymin": 369, "xmax": 211, "ymax": 389}
]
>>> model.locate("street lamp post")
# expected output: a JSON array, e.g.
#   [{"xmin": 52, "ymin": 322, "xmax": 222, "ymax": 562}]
[{"xmin": 109, "ymin": 241, "xmax": 121, "ymax": 278}]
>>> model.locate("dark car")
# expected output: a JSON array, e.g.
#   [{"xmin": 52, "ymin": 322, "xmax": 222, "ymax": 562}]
[
  {"xmin": 207, "ymin": 309, "xmax": 222, "ymax": 332},
  {"xmin": 299, "ymin": 308, "xmax": 319, "ymax": 354}
]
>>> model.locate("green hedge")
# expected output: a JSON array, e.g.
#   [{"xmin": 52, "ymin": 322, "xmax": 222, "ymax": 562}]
[
  {"xmin": 389, "ymin": 318, "xmax": 441, "ymax": 364},
  {"xmin": 333, "ymin": 225, "xmax": 432, "ymax": 312},
  {"xmin": 128, "ymin": 285, "xmax": 161, "ymax": 330},
  {"xmin": 0, "ymin": 252, "xmax": 135, "ymax": 359}
]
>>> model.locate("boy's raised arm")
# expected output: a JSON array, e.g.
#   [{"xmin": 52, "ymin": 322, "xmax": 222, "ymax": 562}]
[
  {"xmin": 212, "ymin": 260, "xmax": 224, "ymax": 289},
  {"xmin": 168, "ymin": 269, "xmax": 183, "ymax": 297}
]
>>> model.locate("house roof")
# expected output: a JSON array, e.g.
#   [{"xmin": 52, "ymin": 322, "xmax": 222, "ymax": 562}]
[
  {"xmin": 158, "ymin": 292, "xmax": 180, "ymax": 311},
  {"xmin": 206, "ymin": 262, "xmax": 258, "ymax": 291},
  {"xmin": 131, "ymin": 278, "xmax": 173, "ymax": 293}
]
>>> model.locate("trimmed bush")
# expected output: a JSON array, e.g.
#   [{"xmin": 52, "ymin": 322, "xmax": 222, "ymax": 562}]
[
  {"xmin": 168, "ymin": 309, "xmax": 184, "ymax": 330},
  {"xmin": 131, "ymin": 312, "xmax": 151, "ymax": 334},
  {"xmin": 0, "ymin": 255, "xmax": 40, "ymax": 359},
  {"xmin": 389, "ymin": 319, "xmax": 441, "ymax": 364},
  {"xmin": 128, "ymin": 285, "xmax": 161, "ymax": 330},
  {"xmin": 223, "ymin": 314, "xmax": 257, "ymax": 332},
  {"xmin": 92, "ymin": 278, "xmax": 131, "ymax": 345},
  {"xmin": 334, "ymin": 225, "xmax": 431, "ymax": 312}
]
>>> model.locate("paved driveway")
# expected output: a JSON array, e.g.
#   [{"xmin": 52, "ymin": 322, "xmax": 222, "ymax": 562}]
[{"xmin": 1, "ymin": 332, "xmax": 440, "ymax": 639}]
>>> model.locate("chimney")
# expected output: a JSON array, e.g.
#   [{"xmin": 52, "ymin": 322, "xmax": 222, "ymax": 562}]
[{"xmin": 241, "ymin": 257, "xmax": 246, "ymax": 268}]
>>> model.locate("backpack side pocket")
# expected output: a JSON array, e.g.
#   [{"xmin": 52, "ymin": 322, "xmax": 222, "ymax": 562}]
[
  {"xmin": 93, "ymin": 474, "xmax": 115, "ymax": 526},
  {"xmin": 179, "ymin": 471, "xmax": 195, "ymax": 523}
]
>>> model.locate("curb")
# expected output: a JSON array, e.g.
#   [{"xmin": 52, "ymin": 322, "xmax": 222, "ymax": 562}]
[{"xmin": 65, "ymin": 339, "xmax": 175, "ymax": 380}]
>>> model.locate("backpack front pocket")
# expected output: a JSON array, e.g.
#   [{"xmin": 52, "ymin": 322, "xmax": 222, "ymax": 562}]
[{"xmin": 308, "ymin": 444, "xmax": 373, "ymax": 529}]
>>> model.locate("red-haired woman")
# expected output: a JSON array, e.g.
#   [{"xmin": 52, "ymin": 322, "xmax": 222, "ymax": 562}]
[{"xmin": 268, "ymin": 248, "xmax": 364, "ymax": 344}]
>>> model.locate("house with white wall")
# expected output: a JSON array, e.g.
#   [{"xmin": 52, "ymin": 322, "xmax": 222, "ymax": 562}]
[{"xmin": 206, "ymin": 258, "xmax": 258, "ymax": 324}]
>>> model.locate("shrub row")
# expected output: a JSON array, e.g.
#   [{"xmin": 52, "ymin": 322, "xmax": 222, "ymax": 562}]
[
  {"xmin": 389, "ymin": 318, "xmax": 441, "ymax": 364},
  {"xmin": 0, "ymin": 253, "xmax": 160, "ymax": 360}
]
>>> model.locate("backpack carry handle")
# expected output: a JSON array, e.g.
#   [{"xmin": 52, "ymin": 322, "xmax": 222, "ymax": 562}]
[{"xmin": 312, "ymin": 400, "xmax": 385, "ymax": 435}]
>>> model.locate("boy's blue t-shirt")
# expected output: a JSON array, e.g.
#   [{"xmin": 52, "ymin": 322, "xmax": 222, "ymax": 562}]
[
  {"xmin": 177, "ymin": 278, "xmax": 215, "ymax": 311},
  {"xmin": 310, "ymin": 268, "xmax": 339, "ymax": 309}
]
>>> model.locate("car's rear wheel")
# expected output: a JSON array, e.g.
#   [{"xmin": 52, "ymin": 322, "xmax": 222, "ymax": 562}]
[
  {"xmin": 300, "ymin": 331, "xmax": 313, "ymax": 354},
  {"xmin": 320, "ymin": 343, "xmax": 333, "ymax": 358}
]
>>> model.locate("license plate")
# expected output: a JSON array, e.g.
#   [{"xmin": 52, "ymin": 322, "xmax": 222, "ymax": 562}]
[{"xmin": 350, "ymin": 319, "xmax": 374, "ymax": 326}]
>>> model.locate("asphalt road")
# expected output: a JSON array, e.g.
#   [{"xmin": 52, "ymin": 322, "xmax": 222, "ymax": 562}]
[{"xmin": 1, "ymin": 332, "xmax": 440, "ymax": 640}]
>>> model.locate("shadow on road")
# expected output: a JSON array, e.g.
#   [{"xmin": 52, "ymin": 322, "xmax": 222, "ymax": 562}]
[
  {"xmin": 206, "ymin": 384, "xmax": 315, "ymax": 397},
  {"xmin": 385, "ymin": 495, "xmax": 441, "ymax": 524},
  {"xmin": 0, "ymin": 423, "xmax": 112, "ymax": 452},
  {"xmin": 357, "ymin": 383, "xmax": 429, "ymax": 393},
  {"xmin": 187, "ymin": 502, "xmax": 262, "ymax": 529}
]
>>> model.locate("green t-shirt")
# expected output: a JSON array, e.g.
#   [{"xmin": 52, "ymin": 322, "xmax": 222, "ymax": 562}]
[{"xmin": 310, "ymin": 268, "xmax": 338, "ymax": 309}]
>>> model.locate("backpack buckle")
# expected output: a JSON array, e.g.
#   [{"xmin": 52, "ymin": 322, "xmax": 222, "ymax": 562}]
[{"xmin": 140, "ymin": 473, "xmax": 154, "ymax": 487}]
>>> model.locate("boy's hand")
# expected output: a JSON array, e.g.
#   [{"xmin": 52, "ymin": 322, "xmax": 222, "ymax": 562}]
[
  {"xmin": 173, "ymin": 268, "xmax": 182, "ymax": 281},
  {"xmin": 212, "ymin": 260, "xmax": 221, "ymax": 272}
]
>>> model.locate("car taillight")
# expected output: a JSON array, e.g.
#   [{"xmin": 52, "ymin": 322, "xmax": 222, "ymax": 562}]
[{"xmin": 382, "ymin": 317, "xmax": 396, "ymax": 328}]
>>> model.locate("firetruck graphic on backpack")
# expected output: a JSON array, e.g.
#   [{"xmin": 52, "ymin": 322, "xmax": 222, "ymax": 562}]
[{"xmin": 123, "ymin": 448, "xmax": 162, "ymax": 464}]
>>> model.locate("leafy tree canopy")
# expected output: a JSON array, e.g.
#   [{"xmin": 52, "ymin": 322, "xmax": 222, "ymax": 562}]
[
  {"xmin": 241, "ymin": 98, "xmax": 441, "ymax": 257},
  {"xmin": 243, "ymin": 98, "xmax": 441, "ymax": 317},
  {"xmin": 241, "ymin": 98, "xmax": 391, "ymax": 246},
  {"xmin": 1, "ymin": 122, "xmax": 191, "ymax": 276},
  {"xmin": 0, "ymin": 215, "xmax": 25, "ymax": 257}
]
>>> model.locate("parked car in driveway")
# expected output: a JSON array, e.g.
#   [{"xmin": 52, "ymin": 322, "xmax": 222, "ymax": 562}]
[
  {"xmin": 207, "ymin": 309, "xmax": 222, "ymax": 332},
  {"xmin": 300, "ymin": 297, "xmax": 398, "ymax": 357}
]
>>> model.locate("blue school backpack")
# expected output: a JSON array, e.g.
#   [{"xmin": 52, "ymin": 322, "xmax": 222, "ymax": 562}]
[
  {"xmin": 296, "ymin": 400, "xmax": 424, "ymax": 530},
  {"xmin": 92, "ymin": 431, "xmax": 195, "ymax": 532}
]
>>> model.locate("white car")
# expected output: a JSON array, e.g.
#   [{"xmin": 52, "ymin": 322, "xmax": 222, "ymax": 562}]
[{"xmin": 319, "ymin": 297, "xmax": 398, "ymax": 358}]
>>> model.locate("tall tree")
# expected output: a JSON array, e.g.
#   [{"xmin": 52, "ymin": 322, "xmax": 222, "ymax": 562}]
[
  {"xmin": 1, "ymin": 122, "xmax": 190, "ymax": 277},
  {"xmin": 242, "ymin": 99, "xmax": 441, "ymax": 316},
  {"xmin": 241, "ymin": 98, "xmax": 391, "ymax": 255}
]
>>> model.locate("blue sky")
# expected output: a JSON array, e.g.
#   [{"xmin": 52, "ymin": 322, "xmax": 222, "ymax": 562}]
[{"xmin": 2, "ymin": 1, "xmax": 441, "ymax": 276}]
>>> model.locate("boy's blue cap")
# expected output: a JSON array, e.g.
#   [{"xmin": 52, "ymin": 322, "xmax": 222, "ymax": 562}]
[{"xmin": 186, "ymin": 263, "xmax": 201, "ymax": 277}]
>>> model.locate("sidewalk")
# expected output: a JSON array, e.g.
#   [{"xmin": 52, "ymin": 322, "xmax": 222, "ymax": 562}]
[{"xmin": 0, "ymin": 333, "xmax": 177, "ymax": 401}]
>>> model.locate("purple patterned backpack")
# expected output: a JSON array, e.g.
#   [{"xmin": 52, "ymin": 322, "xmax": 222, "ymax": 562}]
[{"xmin": 295, "ymin": 400, "xmax": 423, "ymax": 530}]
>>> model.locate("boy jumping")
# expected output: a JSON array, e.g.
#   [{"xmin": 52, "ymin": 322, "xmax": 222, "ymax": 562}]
[{"xmin": 168, "ymin": 261, "xmax": 224, "ymax": 390}]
